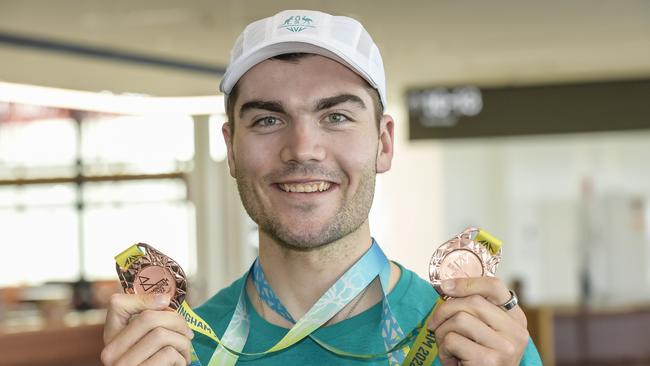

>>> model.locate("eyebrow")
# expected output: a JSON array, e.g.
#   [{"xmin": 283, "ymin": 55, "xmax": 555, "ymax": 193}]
[
  {"xmin": 315, "ymin": 94, "xmax": 367, "ymax": 111},
  {"xmin": 238, "ymin": 93, "xmax": 367, "ymax": 119},
  {"xmin": 239, "ymin": 100, "xmax": 286, "ymax": 118}
]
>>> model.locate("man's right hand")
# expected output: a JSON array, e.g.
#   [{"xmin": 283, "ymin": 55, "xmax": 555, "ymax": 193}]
[{"xmin": 101, "ymin": 293, "xmax": 194, "ymax": 366}]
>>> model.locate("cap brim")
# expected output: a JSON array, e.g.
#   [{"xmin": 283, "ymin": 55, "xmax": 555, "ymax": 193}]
[{"xmin": 220, "ymin": 40, "xmax": 380, "ymax": 102}]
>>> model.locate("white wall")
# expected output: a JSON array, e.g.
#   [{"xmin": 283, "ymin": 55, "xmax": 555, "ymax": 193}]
[{"xmin": 376, "ymin": 122, "xmax": 650, "ymax": 306}]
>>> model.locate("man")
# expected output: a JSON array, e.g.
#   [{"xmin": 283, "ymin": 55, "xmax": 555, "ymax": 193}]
[{"xmin": 101, "ymin": 9, "xmax": 541, "ymax": 366}]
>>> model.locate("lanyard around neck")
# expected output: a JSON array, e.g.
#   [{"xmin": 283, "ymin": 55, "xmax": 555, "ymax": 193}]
[
  {"xmin": 182, "ymin": 240, "xmax": 408, "ymax": 365},
  {"xmin": 250, "ymin": 239, "xmax": 408, "ymax": 365}
]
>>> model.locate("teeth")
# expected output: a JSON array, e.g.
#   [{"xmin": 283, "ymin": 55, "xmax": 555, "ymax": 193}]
[{"xmin": 280, "ymin": 181, "xmax": 332, "ymax": 193}]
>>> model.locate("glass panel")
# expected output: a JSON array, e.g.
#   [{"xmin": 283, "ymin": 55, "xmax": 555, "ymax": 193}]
[
  {"xmin": 83, "ymin": 180, "xmax": 186, "ymax": 204},
  {"xmin": 0, "ymin": 184, "xmax": 76, "ymax": 208},
  {"xmin": 0, "ymin": 118, "xmax": 77, "ymax": 179},
  {"xmin": 0, "ymin": 207, "xmax": 79, "ymax": 286},
  {"xmin": 82, "ymin": 180, "xmax": 194, "ymax": 280},
  {"xmin": 81, "ymin": 115, "xmax": 194, "ymax": 175},
  {"xmin": 82, "ymin": 201, "xmax": 195, "ymax": 280}
]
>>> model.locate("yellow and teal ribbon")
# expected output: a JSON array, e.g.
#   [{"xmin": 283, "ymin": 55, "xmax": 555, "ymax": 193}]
[
  {"xmin": 251, "ymin": 240, "xmax": 408, "ymax": 364},
  {"xmin": 204, "ymin": 241, "xmax": 402, "ymax": 365}
]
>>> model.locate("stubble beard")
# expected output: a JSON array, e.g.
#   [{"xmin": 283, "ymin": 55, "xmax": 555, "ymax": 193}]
[{"xmin": 234, "ymin": 161, "xmax": 377, "ymax": 251}]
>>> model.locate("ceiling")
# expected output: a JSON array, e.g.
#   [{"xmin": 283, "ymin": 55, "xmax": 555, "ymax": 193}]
[{"xmin": 0, "ymin": 0, "xmax": 649, "ymax": 106}]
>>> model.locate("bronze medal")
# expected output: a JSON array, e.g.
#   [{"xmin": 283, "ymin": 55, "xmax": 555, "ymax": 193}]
[
  {"xmin": 115, "ymin": 243, "xmax": 187, "ymax": 310},
  {"xmin": 429, "ymin": 227, "xmax": 501, "ymax": 298}
]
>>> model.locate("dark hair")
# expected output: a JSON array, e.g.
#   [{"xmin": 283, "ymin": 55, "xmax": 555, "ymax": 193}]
[{"xmin": 225, "ymin": 53, "xmax": 383, "ymax": 135}]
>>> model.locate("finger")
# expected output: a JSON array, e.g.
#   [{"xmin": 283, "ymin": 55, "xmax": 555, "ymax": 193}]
[
  {"xmin": 114, "ymin": 327, "xmax": 192, "ymax": 366},
  {"xmin": 140, "ymin": 345, "xmax": 187, "ymax": 366},
  {"xmin": 440, "ymin": 330, "xmax": 526, "ymax": 366},
  {"xmin": 104, "ymin": 293, "xmax": 171, "ymax": 344},
  {"xmin": 433, "ymin": 310, "xmax": 505, "ymax": 351},
  {"xmin": 429, "ymin": 294, "xmax": 519, "ymax": 333},
  {"xmin": 440, "ymin": 277, "xmax": 511, "ymax": 305},
  {"xmin": 439, "ymin": 355, "xmax": 459, "ymax": 366},
  {"xmin": 437, "ymin": 276, "xmax": 527, "ymax": 327},
  {"xmin": 438, "ymin": 331, "xmax": 496, "ymax": 365},
  {"xmin": 103, "ymin": 309, "xmax": 193, "ymax": 364},
  {"xmin": 429, "ymin": 296, "xmax": 531, "ymax": 364}
]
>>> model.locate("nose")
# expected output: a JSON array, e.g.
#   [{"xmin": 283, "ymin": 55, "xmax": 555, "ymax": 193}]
[{"xmin": 280, "ymin": 121, "xmax": 326, "ymax": 164}]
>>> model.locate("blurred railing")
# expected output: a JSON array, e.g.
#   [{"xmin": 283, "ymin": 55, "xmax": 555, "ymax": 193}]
[
  {"xmin": 0, "ymin": 323, "xmax": 103, "ymax": 366},
  {"xmin": 526, "ymin": 305, "xmax": 650, "ymax": 366}
]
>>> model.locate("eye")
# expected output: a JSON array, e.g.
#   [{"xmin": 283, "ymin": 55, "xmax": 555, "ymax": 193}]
[
  {"xmin": 326, "ymin": 113, "xmax": 349, "ymax": 124},
  {"xmin": 253, "ymin": 116, "xmax": 280, "ymax": 128}
]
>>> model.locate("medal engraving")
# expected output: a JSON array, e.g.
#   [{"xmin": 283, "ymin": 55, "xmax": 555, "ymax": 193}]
[
  {"xmin": 134, "ymin": 265, "xmax": 177, "ymax": 296},
  {"xmin": 439, "ymin": 249, "xmax": 483, "ymax": 279}
]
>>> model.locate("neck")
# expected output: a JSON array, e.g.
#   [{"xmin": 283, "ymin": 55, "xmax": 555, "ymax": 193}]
[
  {"xmin": 246, "ymin": 220, "xmax": 401, "ymax": 327},
  {"xmin": 258, "ymin": 221, "xmax": 373, "ymax": 318}
]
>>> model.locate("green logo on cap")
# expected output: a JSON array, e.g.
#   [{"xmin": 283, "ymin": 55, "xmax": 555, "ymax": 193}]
[{"xmin": 280, "ymin": 15, "xmax": 314, "ymax": 32}]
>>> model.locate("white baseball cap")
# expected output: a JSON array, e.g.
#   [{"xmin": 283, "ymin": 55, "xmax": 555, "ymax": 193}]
[{"xmin": 219, "ymin": 9, "xmax": 387, "ymax": 109}]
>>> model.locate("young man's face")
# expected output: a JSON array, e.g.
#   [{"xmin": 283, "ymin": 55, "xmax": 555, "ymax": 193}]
[{"xmin": 223, "ymin": 55, "xmax": 394, "ymax": 250}]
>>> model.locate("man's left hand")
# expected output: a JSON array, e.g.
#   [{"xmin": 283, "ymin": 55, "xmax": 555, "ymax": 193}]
[{"xmin": 428, "ymin": 277, "xmax": 530, "ymax": 366}]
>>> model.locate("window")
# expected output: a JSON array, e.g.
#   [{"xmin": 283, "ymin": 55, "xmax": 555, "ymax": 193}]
[{"xmin": 0, "ymin": 104, "xmax": 196, "ymax": 286}]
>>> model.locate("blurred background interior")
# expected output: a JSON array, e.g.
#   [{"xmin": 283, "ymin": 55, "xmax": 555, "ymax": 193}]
[{"xmin": 0, "ymin": 0, "xmax": 649, "ymax": 365}]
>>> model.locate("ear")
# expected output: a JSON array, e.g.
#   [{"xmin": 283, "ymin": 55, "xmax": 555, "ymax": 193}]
[
  {"xmin": 376, "ymin": 114, "xmax": 394, "ymax": 174},
  {"xmin": 222, "ymin": 121, "xmax": 237, "ymax": 178}
]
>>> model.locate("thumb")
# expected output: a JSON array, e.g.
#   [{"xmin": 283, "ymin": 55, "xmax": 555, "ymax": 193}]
[
  {"xmin": 103, "ymin": 293, "xmax": 170, "ymax": 344},
  {"xmin": 441, "ymin": 277, "xmax": 511, "ymax": 305}
]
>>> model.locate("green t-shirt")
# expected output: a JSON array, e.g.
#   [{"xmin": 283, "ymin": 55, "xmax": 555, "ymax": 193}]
[{"xmin": 191, "ymin": 264, "xmax": 542, "ymax": 365}]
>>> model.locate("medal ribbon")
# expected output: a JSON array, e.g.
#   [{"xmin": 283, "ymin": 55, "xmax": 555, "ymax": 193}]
[
  {"xmin": 203, "ymin": 240, "xmax": 407, "ymax": 365},
  {"xmin": 251, "ymin": 239, "xmax": 408, "ymax": 365}
]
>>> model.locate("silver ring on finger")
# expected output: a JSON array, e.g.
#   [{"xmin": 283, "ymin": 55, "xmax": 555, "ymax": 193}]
[{"xmin": 499, "ymin": 290, "xmax": 519, "ymax": 311}]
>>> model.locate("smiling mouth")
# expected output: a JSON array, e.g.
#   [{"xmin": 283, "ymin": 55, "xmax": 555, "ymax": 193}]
[{"xmin": 279, "ymin": 181, "xmax": 332, "ymax": 193}]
